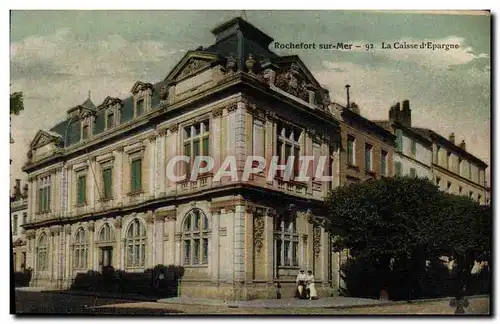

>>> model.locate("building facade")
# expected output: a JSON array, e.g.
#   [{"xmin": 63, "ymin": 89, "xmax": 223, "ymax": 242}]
[
  {"xmin": 22, "ymin": 17, "xmax": 345, "ymax": 300},
  {"xmin": 330, "ymin": 102, "xmax": 396, "ymax": 185},
  {"xmin": 11, "ymin": 179, "xmax": 29, "ymax": 272},
  {"xmin": 375, "ymin": 100, "xmax": 433, "ymax": 179},
  {"xmin": 413, "ymin": 128, "xmax": 488, "ymax": 204}
]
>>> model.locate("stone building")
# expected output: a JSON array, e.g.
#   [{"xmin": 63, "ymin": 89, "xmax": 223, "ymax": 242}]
[
  {"xmin": 412, "ymin": 128, "xmax": 488, "ymax": 204},
  {"xmin": 11, "ymin": 179, "xmax": 29, "ymax": 272},
  {"xmin": 21, "ymin": 17, "xmax": 344, "ymax": 300},
  {"xmin": 374, "ymin": 100, "xmax": 433, "ymax": 179},
  {"xmin": 329, "ymin": 101, "xmax": 396, "ymax": 185}
]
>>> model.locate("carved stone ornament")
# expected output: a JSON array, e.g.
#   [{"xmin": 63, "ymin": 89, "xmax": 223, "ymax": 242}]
[
  {"xmin": 25, "ymin": 230, "xmax": 36, "ymax": 239},
  {"xmin": 148, "ymin": 134, "xmax": 157, "ymax": 142},
  {"xmin": 313, "ymin": 225, "xmax": 321, "ymax": 258},
  {"xmin": 50, "ymin": 225, "xmax": 62, "ymax": 236},
  {"xmin": 227, "ymin": 103, "xmax": 238, "ymax": 113},
  {"xmin": 145, "ymin": 211, "xmax": 155, "ymax": 223},
  {"xmin": 158, "ymin": 128, "xmax": 166, "ymax": 137},
  {"xmin": 275, "ymin": 63, "xmax": 311, "ymax": 103},
  {"xmin": 114, "ymin": 216, "xmax": 122, "ymax": 229},
  {"xmin": 245, "ymin": 54, "xmax": 256, "ymax": 74},
  {"xmin": 212, "ymin": 107, "xmax": 223, "ymax": 118},
  {"xmin": 87, "ymin": 221, "xmax": 95, "ymax": 232},
  {"xmin": 165, "ymin": 210, "xmax": 177, "ymax": 221},
  {"xmin": 226, "ymin": 55, "xmax": 237, "ymax": 73},
  {"xmin": 253, "ymin": 214, "xmax": 265, "ymax": 253},
  {"xmin": 177, "ymin": 59, "xmax": 210, "ymax": 80},
  {"xmin": 168, "ymin": 124, "xmax": 179, "ymax": 133}
]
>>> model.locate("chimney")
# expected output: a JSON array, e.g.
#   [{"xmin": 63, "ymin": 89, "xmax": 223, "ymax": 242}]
[
  {"xmin": 449, "ymin": 133, "xmax": 455, "ymax": 144},
  {"xmin": 22, "ymin": 183, "xmax": 28, "ymax": 198},
  {"xmin": 401, "ymin": 99, "xmax": 411, "ymax": 127},
  {"xmin": 459, "ymin": 140, "xmax": 466, "ymax": 150},
  {"xmin": 345, "ymin": 84, "xmax": 351, "ymax": 108}
]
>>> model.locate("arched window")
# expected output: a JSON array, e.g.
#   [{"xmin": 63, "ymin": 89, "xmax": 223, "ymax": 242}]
[
  {"xmin": 182, "ymin": 208, "xmax": 209, "ymax": 265},
  {"xmin": 36, "ymin": 233, "xmax": 49, "ymax": 271},
  {"xmin": 274, "ymin": 212, "xmax": 299, "ymax": 267},
  {"xmin": 73, "ymin": 228, "xmax": 88, "ymax": 269},
  {"xmin": 98, "ymin": 223, "xmax": 113, "ymax": 242},
  {"xmin": 125, "ymin": 219, "xmax": 146, "ymax": 268}
]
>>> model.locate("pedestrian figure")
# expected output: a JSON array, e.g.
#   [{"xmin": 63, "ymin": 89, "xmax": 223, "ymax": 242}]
[
  {"xmin": 295, "ymin": 269, "xmax": 307, "ymax": 299},
  {"xmin": 306, "ymin": 270, "xmax": 318, "ymax": 300}
]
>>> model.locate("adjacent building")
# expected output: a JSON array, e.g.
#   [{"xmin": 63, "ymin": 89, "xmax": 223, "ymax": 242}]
[
  {"xmin": 329, "ymin": 101, "xmax": 396, "ymax": 185},
  {"xmin": 11, "ymin": 179, "xmax": 29, "ymax": 272},
  {"xmin": 413, "ymin": 128, "xmax": 489, "ymax": 205},
  {"xmin": 22, "ymin": 17, "xmax": 344, "ymax": 300},
  {"xmin": 374, "ymin": 100, "xmax": 433, "ymax": 179}
]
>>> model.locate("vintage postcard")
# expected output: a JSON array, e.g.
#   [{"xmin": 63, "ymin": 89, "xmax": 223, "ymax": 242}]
[{"xmin": 10, "ymin": 10, "xmax": 491, "ymax": 315}]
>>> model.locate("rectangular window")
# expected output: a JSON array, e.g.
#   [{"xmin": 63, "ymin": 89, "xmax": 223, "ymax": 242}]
[
  {"xmin": 395, "ymin": 129, "xmax": 403, "ymax": 153},
  {"xmin": 478, "ymin": 194, "xmax": 482, "ymax": 203},
  {"xmin": 447, "ymin": 152, "xmax": 451, "ymax": 169},
  {"xmin": 131, "ymin": 159, "xmax": 142, "ymax": 192},
  {"xmin": 21, "ymin": 252, "xmax": 26, "ymax": 270},
  {"xmin": 468, "ymin": 163, "xmax": 472, "ymax": 180},
  {"xmin": 411, "ymin": 140, "xmax": 417, "ymax": 155},
  {"xmin": 381, "ymin": 150, "xmax": 388, "ymax": 176},
  {"xmin": 277, "ymin": 123, "xmax": 301, "ymax": 180},
  {"xmin": 469, "ymin": 191, "xmax": 473, "ymax": 199},
  {"xmin": 183, "ymin": 120, "xmax": 210, "ymax": 178},
  {"xmin": 447, "ymin": 181, "xmax": 452, "ymax": 192},
  {"xmin": 102, "ymin": 168, "xmax": 113, "ymax": 199},
  {"xmin": 38, "ymin": 176, "xmax": 51, "ymax": 213},
  {"xmin": 410, "ymin": 168, "xmax": 416, "ymax": 177},
  {"xmin": 395, "ymin": 161, "xmax": 402, "ymax": 176},
  {"xmin": 12, "ymin": 215, "xmax": 18, "ymax": 234},
  {"xmin": 459, "ymin": 186, "xmax": 463, "ymax": 194},
  {"xmin": 436, "ymin": 177, "xmax": 441, "ymax": 187},
  {"xmin": 283, "ymin": 241, "xmax": 290, "ymax": 266},
  {"xmin": 107, "ymin": 112, "xmax": 114, "ymax": 129},
  {"xmin": 292, "ymin": 241, "xmax": 299, "ymax": 266},
  {"xmin": 365, "ymin": 144, "xmax": 372, "ymax": 171},
  {"xmin": 22, "ymin": 213, "xmax": 27, "ymax": 225},
  {"xmin": 77, "ymin": 174, "xmax": 87, "ymax": 205},
  {"xmin": 136, "ymin": 99, "xmax": 144, "ymax": 117},
  {"xmin": 347, "ymin": 135, "xmax": 355, "ymax": 165}
]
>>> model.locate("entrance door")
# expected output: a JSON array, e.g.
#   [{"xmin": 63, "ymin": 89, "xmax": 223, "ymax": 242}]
[{"xmin": 100, "ymin": 247, "xmax": 113, "ymax": 270}]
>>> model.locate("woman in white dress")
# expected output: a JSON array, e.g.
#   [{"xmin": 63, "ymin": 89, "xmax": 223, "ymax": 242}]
[{"xmin": 306, "ymin": 270, "xmax": 318, "ymax": 300}]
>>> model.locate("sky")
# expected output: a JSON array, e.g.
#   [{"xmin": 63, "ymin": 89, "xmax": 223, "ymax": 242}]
[{"xmin": 9, "ymin": 10, "xmax": 491, "ymax": 186}]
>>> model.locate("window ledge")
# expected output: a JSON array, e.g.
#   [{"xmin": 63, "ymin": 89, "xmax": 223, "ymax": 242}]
[
  {"xmin": 347, "ymin": 164, "xmax": 359, "ymax": 171},
  {"xmin": 183, "ymin": 264, "xmax": 208, "ymax": 268},
  {"xmin": 127, "ymin": 190, "xmax": 143, "ymax": 196},
  {"xmin": 365, "ymin": 170, "xmax": 376, "ymax": 177},
  {"xmin": 278, "ymin": 266, "xmax": 300, "ymax": 270},
  {"xmin": 75, "ymin": 203, "xmax": 87, "ymax": 208},
  {"xmin": 99, "ymin": 197, "xmax": 114, "ymax": 202}
]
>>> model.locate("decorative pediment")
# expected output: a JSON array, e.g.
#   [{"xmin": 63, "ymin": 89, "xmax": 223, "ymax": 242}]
[
  {"xmin": 97, "ymin": 96, "xmax": 123, "ymax": 110},
  {"xmin": 13, "ymin": 237, "xmax": 26, "ymax": 247},
  {"xmin": 80, "ymin": 108, "xmax": 96, "ymax": 119},
  {"xmin": 131, "ymin": 81, "xmax": 153, "ymax": 95},
  {"xmin": 272, "ymin": 56, "xmax": 328, "ymax": 108},
  {"xmin": 30, "ymin": 130, "xmax": 62, "ymax": 149},
  {"xmin": 164, "ymin": 51, "xmax": 219, "ymax": 83}
]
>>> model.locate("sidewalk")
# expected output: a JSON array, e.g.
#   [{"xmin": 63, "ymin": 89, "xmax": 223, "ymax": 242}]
[
  {"xmin": 15, "ymin": 287, "xmax": 158, "ymax": 302},
  {"xmin": 157, "ymin": 296, "xmax": 391, "ymax": 309}
]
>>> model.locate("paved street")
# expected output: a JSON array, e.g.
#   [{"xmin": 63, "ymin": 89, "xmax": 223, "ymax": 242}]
[{"xmin": 14, "ymin": 290, "xmax": 182, "ymax": 315}]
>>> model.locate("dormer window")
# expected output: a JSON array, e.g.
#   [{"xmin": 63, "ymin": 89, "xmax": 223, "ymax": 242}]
[
  {"xmin": 106, "ymin": 111, "xmax": 115, "ymax": 129},
  {"xmin": 82, "ymin": 124, "xmax": 90, "ymax": 140},
  {"xmin": 136, "ymin": 99, "xmax": 144, "ymax": 117}
]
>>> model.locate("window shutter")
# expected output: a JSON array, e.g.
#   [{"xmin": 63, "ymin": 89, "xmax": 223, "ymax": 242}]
[
  {"xmin": 395, "ymin": 162, "xmax": 402, "ymax": 176},
  {"xmin": 395, "ymin": 129, "xmax": 403, "ymax": 152}
]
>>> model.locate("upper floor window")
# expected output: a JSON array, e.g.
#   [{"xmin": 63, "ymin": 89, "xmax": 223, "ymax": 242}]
[
  {"xmin": 102, "ymin": 167, "xmax": 113, "ymax": 200},
  {"xmin": 136, "ymin": 99, "xmax": 144, "ymax": 117},
  {"xmin": 347, "ymin": 135, "xmax": 356, "ymax": 166},
  {"xmin": 447, "ymin": 181, "xmax": 452, "ymax": 193},
  {"xmin": 447, "ymin": 152, "xmax": 452, "ymax": 170},
  {"xmin": 22, "ymin": 212, "xmax": 27, "ymax": 225},
  {"xmin": 125, "ymin": 219, "xmax": 147, "ymax": 268},
  {"xmin": 274, "ymin": 212, "xmax": 299, "ymax": 268},
  {"xmin": 77, "ymin": 173, "xmax": 87, "ymax": 206},
  {"xmin": 469, "ymin": 191, "xmax": 474, "ymax": 199},
  {"xmin": 411, "ymin": 140, "xmax": 417, "ymax": 156},
  {"xmin": 468, "ymin": 163, "xmax": 472, "ymax": 180},
  {"xmin": 183, "ymin": 120, "xmax": 210, "ymax": 176},
  {"xmin": 130, "ymin": 158, "xmax": 142, "ymax": 193},
  {"xmin": 182, "ymin": 208, "xmax": 209, "ymax": 266},
  {"xmin": 12, "ymin": 215, "xmax": 18, "ymax": 235},
  {"xmin": 436, "ymin": 176, "xmax": 441, "ymax": 187},
  {"xmin": 459, "ymin": 186, "xmax": 463, "ymax": 195},
  {"xmin": 458, "ymin": 158, "xmax": 463, "ymax": 176},
  {"xmin": 381, "ymin": 150, "xmax": 388, "ymax": 176},
  {"xmin": 410, "ymin": 167, "xmax": 416, "ymax": 177},
  {"xmin": 38, "ymin": 175, "xmax": 51, "ymax": 214},
  {"xmin": 364, "ymin": 143, "xmax": 373, "ymax": 171},
  {"xmin": 435, "ymin": 146, "xmax": 441, "ymax": 164},
  {"xmin": 395, "ymin": 129, "xmax": 403, "ymax": 153},
  {"xmin": 277, "ymin": 122, "xmax": 302, "ymax": 180}
]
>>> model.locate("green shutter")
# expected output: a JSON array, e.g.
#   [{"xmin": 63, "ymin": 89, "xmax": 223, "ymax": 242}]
[
  {"xmin": 103, "ymin": 168, "xmax": 112, "ymax": 199},
  {"xmin": 137, "ymin": 160, "xmax": 142, "ymax": 190},
  {"xmin": 411, "ymin": 140, "xmax": 417, "ymax": 155},
  {"xmin": 395, "ymin": 129, "xmax": 403, "ymax": 152},
  {"xmin": 131, "ymin": 160, "xmax": 142, "ymax": 192},
  {"xmin": 365, "ymin": 145, "xmax": 371, "ymax": 171},
  {"xmin": 193, "ymin": 139, "xmax": 200, "ymax": 157}
]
